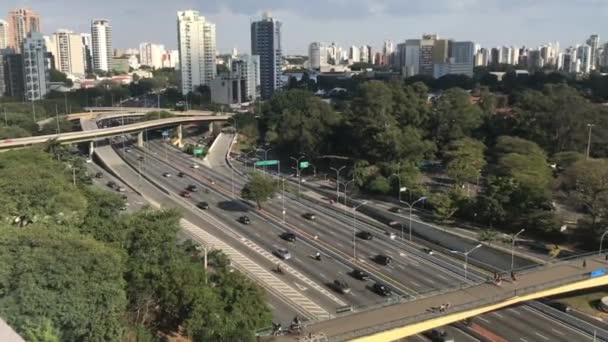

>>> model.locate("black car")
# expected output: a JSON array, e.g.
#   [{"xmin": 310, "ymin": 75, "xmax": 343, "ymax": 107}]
[
  {"xmin": 372, "ymin": 283, "xmax": 392, "ymax": 296},
  {"xmin": 238, "ymin": 216, "xmax": 251, "ymax": 225},
  {"xmin": 423, "ymin": 329, "xmax": 455, "ymax": 342},
  {"xmin": 332, "ymin": 280, "xmax": 351, "ymax": 294},
  {"xmin": 282, "ymin": 232, "xmax": 297, "ymax": 242},
  {"xmin": 303, "ymin": 212, "xmax": 316, "ymax": 220},
  {"xmin": 351, "ymin": 269, "xmax": 370, "ymax": 281},
  {"xmin": 357, "ymin": 231, "xmax": 373, "ymax": 240},
  {"xmin": 389, "ymin": 207, "xmax": 403, "ymax": 213},
  {"xmin": 178, "ymin": 172, "xmax": 185, "ymax": 178},
  {"xmin": 107, "ymin": 181, "xmax": 117, "ymax": 189},
  {"xmin": 187, "ymin": 185, "xmax": 198, "ymax": 192},
  {"xmin": 95, "ymin": 172, "xmax": 103, "ymax": 178},
  {"xmin": 197, "ymin": 202, "xmax": 209, "ymax": 210},
  {"xmin": 376, "ymin": 255, "xmax": 392, "ymax": 265}
]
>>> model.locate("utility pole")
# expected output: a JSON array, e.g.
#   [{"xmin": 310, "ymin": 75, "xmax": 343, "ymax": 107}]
[
  {"xmin": 55, "ymin": 104, "xmax": 60, "ymax": 134},
  {"xmin": 3, "ymin": 107, "xmax": 7, "ymax": 126}
]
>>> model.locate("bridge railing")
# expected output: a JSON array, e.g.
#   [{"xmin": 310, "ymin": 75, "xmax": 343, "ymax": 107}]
[{"xmin": 328, "ymin": 270, "xmax": 597, "ymax": 341}]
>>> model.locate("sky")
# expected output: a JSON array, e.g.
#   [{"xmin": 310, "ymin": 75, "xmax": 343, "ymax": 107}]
[{"xmin": 2, "ymin": 0, "xmax": 608, "ymax": 54}]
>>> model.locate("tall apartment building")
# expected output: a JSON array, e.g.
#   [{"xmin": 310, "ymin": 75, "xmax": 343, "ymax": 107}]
[
  {"xmin": 419, "ymin": 36, "xmax": 435, "ymax": 76},
  {"xmin": 0, "ymin": 20, "xmax": 8, "ymax": 49},
  {"xmin": 139, "ymin": 42, "xmax": 165, "ymax": 69},
  {"xmin": 81, "ymin": 33, "xmax": 92, "ymax": 73},
  {"xmin": 22, "ymin": 32, "xmax": 49, "ymax": 100},
  {"xmin": 232, "ymin": 54, "xmax": 260, "ymax": 102},
  {"xmin": 308, "ymin": 42, "xmax": 328, "ymax": 70},
  {"xmin": 587, "ymin": 34, "xmax": 600, "ymax": 70},
  {"xmin": 7, "ymin": 8, "xmax": 40, "ymax": 53},
  {"xmin": 51, "ymin": 29, "xmax": 85, "ymax": 75},
  {"xmin": 403, "ymin": 39, "xmax": 421, "ymax": 76},
  {"xmin": 91, "ymin": 19, "xmax": 112, "ymax": 72},
  {"xmin": 251, "ymin": 12, "xmax": 282, "ymax": 100},
  {"xmin": 348, "ymin": 45, "xmax": 360, "ymax": 62},
  {"xmin": 3, "ymin": 53, "xmax": 23, "ymax": 98},
  {"xmin": 577, "ymin": 44, "xmax": 592, "ymax": 73},
  {"xmin": 177, "ymin": 10, "xmax": 217, "ymax": 95},
  {"xmin": 433, "ymin": 39, "xmax": 449, "ymax": 64}
]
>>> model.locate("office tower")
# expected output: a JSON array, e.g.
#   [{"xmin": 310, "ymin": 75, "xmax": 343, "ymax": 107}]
[
  {"xmin": 81, "ymin": 33, "xmax": 92, "ymax": 73},
  {"xmin": 359, "ymin": 45, "xmax": 369, "ymax": 63},
  {"xmin": 577, "ymin": 44, "xmax": 592, "ymax": 73},
  {"xmin": 382, "ymin": 40, "xmax": 394, "ymax": 65},
  {"xmin": 433, "ymin": 39, "xmax": 449, "ymax": 64},
  {"xmin": 3, "ymin": 53, "xmax": 23, "ymax": 98},
  {"xmin": 419, "ymin": 36, "xmax": 434, "ymax": 76},
  {"xmin": 490, "ymin": 47, "xmax": 501, "ymax": 66},
  {"xmin": 51, "ymin": 29, "xmax": 85, "ymax": 75},
  {"xmin": 528, "ymin": 50, "xmax": 544, "ymax": 69},
  {"xmin": 328, "ymin": 42, "xmax": 342, "ymax": 65},
  {"xmin": 600, "ymin": 43, "xmax": 608, "ymax": 68},
  {"xmin": 7, "ymin": 8, "xmax": 40, "ymax": 53},
  {"xmin": 232, "ymin": 54, "xmax": 260, "ymax": 101},
  {"xmin": 177, "ymin": 10, "xmax": 217, "ymax": 95},
  {"xmin": 450, "ymin": 41, "xmax": 475, "ymax": 65},
  {"xmin": 308, "ymin": 42, "xmax": 328, "ymax": 70},
  {"xmin": 91, "ymin": 19, "xmax": 112, "ymax": 71},
  {"xmin": 349, "ymin": 45, "xmax": 360, "ymax": 62},
  {"xmin": 251, "ymin": 12, "xmax": 281, "ymax": 100},
  {"xmin": 22, "ymin": 32, "xmax": 49, "ymax": 100},
  {"xmin": 403, "ymin": 39, "xmax": 421, "ymax": 76},
  {"xmin": 0, "ymin": 20, "xmax": 8, "ymax": 49},
  {"xmin": 587, "ymin": 34, "xmax": 600, "ymax": 70},
  {"xmin": 139, "ymin": 42, "xmax": 165, "ymax": 69}
]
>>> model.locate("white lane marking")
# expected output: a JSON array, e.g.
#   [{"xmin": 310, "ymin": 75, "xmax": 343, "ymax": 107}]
[
  {"xmin": 551, "ymin": 328, "xmax": 565, "ymax": 336},
  {"xmin": 534, "ymin": 332, "xmax": 549, "ymax": 340},
  {"xmin": 410, "ymin": 281, "xmax": 421, "ymax": 287},
  {"xmin": 492, "ymin": 311, "xmax": 504, "ymax": 318},
  {"xmin": 436, "ymin": 274, "xmax": 449, "ymax": 281},
  {"xmin": 294, "ymin": 283, "xmax": 308, "ymax": 291},
  {"xmin": 477, "ymin": 316, "xmax": 491, "ymax": 323},
  {"xmin": 396, "ymin": 264, "xmax": 405, "ymax": 270},
  {"xmin": 319, "ymin": 273, "xmax": 328, "ymax": 280},
  {"xmin": 509, "ymin": 308, "xmax": 522, "ymax": 315},
  {"xmin": 520, "ymin": 338, "xmax": 529, "ymax": 342},
  {"xmin": 336, "ymin": 242, "xmax": 344, "ymax": 248}
]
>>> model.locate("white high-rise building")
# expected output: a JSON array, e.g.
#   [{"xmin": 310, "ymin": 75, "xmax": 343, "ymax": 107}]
[
  {"xmin": 51, "ymin": 29, "xmax": 85, "ymax": 75},
  {"xmin": 510, "ymin": 47, "xmax": 520, "ymax": 67},
  {"xmin": 232, "ymin": 54, "xmax": 260, "ymax": 102},
  {"xmin": 577, "ymin": 44, "xmax": 592, "ymax": 73},
  {"xmin": 91, "ymin": 19, "xmax": 112, "ymax": 72},
  {"xmin": 22, "ymin": 32, "xmax": 49, "ymax": 100},
  {"xmin": 308, "ymin": 42, "xmax": 329, "ymax": 70},
  {"xmin": 501, "ymin": 46, "xmax": 513, "ymax": 65},
  {"xmin": 0, "ymin": 20, "xmax": 8, "ymax": 49},
  {"xmin": 81, "ymin": 33, "xmax": 92, "ymax": 73},
  {"xmin": 359, "ymin": 45, "xmax": 369, "ymax": 63},
  {"xmin": 349, "ymin": 45, "xmax": 360, "ymax": 63},
  {"xmin": 586, "ymin": 34, "xmax": 600, "ymax": 70},
  {"xmin": 404, "ymin": 39, "xmax": 421, "ymax": 76},
  {"xmin": 177, "ymin": 10, "xmax": 216, "ymax": 95},
  {"xmin": 139, "ymin": 42, "xmax": 165, "ymax": 69}
]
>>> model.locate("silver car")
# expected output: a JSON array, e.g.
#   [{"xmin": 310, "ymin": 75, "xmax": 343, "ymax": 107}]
[{"xmin": 275, "ymin": 248, "xmax": 292, "ymax": 260}]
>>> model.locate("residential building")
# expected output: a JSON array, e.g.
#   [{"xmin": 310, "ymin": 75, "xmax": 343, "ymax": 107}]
[
  {"xmin": 177, "ymin": 10, "xmax": 217, "ymax": 95},
  {"xmin": 382, "ymin": 40, "xmax": 394, "ymax": 66},
  {"xmin": 348, "ymin": 45, "xmax": 360, "ymax": 63},
  {"xmin": 601, "ymin": 43, "xmax": 608, "ymax": 68},
  {"xmin": 404, "ymin": 39, "xmax": 421, "ymax": 76},
  {"xmin": 359, "ymin": 45, "xmax": 369, "ymax": 64},
  {"xmin": 308, "ymin": 42, "xmax": 328, "ymax": 70},
  {"xmin": 139, "ymin": 42, "xmax": 165, "ymax": 69},
  {"xmin": 111, "ymin": 57, "xmax": 129, "ymax": 73},
  {"xmin": 251, "ymin": 12, "xmax": 282, "ymax": 99},
  {"xmin": 587, "ymin": 34, "xmax": 600, "ymax": 70},
  {"xmin": 419, "ymin": 37, "xmax": 434, "ymax": 76},
  {"xmin": 510, "ymin": 46, "xmax": 520, "ymax": 67},
  {"xmin": 91, "ymin": 19, "xmax": 112, "ymax": 72},
  {"xmin": 501, "ymin": 46, "xmax": 513, "ymax": 65},
  {"xmin": 81, "ymin": 33, "xmax": 92, "ymax": 73},
  {"xmin": 231, "ymin": 54, "xmax": 260, "ymax": 102},
  {"xmin": 528, "ymin": 50, "xmax": 544, "ymax": 69},
  {"xmin": 327, "ymin": 42, "xmax": 342, "ymax": 65},
  {"xmin": 51, "ymin": 29, "xmax": 85, "ymax": 75},
  {"xmin": 0, "ymin": 51, "xmax": 7, "ymax": 96},
  {"xmin": 128, "ymin": 54, "xmax": 139, "ymax": 69},
  {"xmin": 3, "ymin": 52, "xmax": 23, "ymax": 98},
  {"xmin": 22, "ymin": 32, "xmax": 49, "ymax": 100},
  {"xmin": 0, "ymin": 20, "xmax": 8, "ymax": 49},
  {"xmin": 577, "ymin": 44, "xmax": 592, "ymax": 73},
  {"xmin": 490, "ymin": 47, "xmax": 501, "ymax": 66},
  {"xmin": 7, "ymin": 8, "xmax": 40, "ymax": 53}
]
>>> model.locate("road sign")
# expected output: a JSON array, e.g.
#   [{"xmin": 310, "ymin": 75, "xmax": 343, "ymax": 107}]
[
  {"xmin": 162, "ymin": 131, "xmax": 169, "ymax": 137},
  {"xmin": 193, "ymin": 148, "xmax": 205, "ymax": 156},
  {"xmin": 399, "ymin": 187, "xmax": 408, "ymax": 192},
  {"xmin": 255, "ymin": 160, "xmax": 279, "ymax": 166},
  {"xmin": 300, "ymin": 161, "xmax": 310, "ymax": 169},
  {"xmin": 591, "ymin": 268, "xmax": 606, "ymax": 278}
]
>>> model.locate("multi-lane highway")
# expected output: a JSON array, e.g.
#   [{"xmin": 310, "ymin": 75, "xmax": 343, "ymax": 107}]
[{"xmin": 108, "ymin": 136, "xmax": 601, "ymax": 342}]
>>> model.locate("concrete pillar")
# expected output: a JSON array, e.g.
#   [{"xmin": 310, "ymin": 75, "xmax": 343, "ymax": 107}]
[
  {"xmin": 137, "ymin": 131, "xmax": 144, "ymax": 148},
  {"xmin": 89, "ymin": 141, "xmax": 95, "ymax": 156},
  {"xmin": 177, "ymin": 124, "xmax": 183, "ymax": 143},
  {"xmin": 208, "ymin": 122, "xmax": 214, "ymax": 135}
]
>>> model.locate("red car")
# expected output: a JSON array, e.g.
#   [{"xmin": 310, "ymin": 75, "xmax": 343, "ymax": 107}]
[{"xmin": 180, "ymin": 191, "xmax": 191, "ymax": 198}]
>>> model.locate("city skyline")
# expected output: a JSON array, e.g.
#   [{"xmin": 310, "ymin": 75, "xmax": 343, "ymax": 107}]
[{"xmin": 1, "ymin": 1, "xmax": 608, "ymax": 54}]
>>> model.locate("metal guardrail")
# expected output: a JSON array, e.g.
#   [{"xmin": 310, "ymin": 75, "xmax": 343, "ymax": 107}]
[{"xmin": 328, "ymin": 271, "xmax": 601, "ymax": 341}]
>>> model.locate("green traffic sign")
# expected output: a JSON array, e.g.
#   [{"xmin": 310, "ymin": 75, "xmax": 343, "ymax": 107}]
[
  {"xmin": 193, "ymin": 148, "xmax": 205, "ymax": 156},
  {"xmin": 300, "ymin": 161, "xmax": 310, "ymax": 169},
  {"xmin": 255, "ymin": 160, "xmax": 279, "ymax": 166}
]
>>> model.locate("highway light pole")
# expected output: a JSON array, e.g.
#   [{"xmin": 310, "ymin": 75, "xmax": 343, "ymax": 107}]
[
  {"xmin": 290, "ymin": 155, "xmax": 306, "ymax": 197},
  {"xmin": 599, "ymin": 230, "xmax": 608, "ymax": 256},
  {"xmin": 400, "ymin": 196, "xmax": 427, "ymax": 241},
  {"xmin": 342, "ymin": 179, "xmax": 355, "ymax": 208},
  {"xmin": 258, "ymin": 147, "xmax": 273, "ymax": 173},
  {"xmin": 451, "ymin": 244, "xmax": 483, "ymax": 282},
  {"xmin": 390, "ymin": 173, "xmax": 402, "ymax": 202},
  {"xmin": 331, "ymin": 166, "xmax": 346, "ymax": 201},
  {"xmin": 587, "ymin": 123, "xmax": 595, "ymax": 159},
  {"xmin": 352, "ymin": 201, "xmax": 368, "ymax": 263},
  {"xmin": 281, "ymin": 178, "xmax": 286, "ymax": 224},
  {"xmin": 511, "ymin": 229, "xmax": 525, "ymax": 271}
]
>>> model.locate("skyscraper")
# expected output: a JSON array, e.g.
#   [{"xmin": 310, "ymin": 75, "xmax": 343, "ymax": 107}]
[
  {"xmin": 139, "ymin": 42, "xmax": 165, "ymax": 69},
  {"xmin": 51, "ymin": 29, "xmax": 85, "ymax": 75},
  {"xmin": 586, "ymin": 34, "xmax": 600, "ymax": 70},
  {"xmin": 577, "ymin": 44, "xmax": 592, "ymax": 73},
  {"xmin": 0, "ymin": 20, "xmax": 8, "ymax": 49},
  {"xmin": 91, "ymin": 19, "xmax": 112, "ymax": 72},
  {"xmin": 251, "ymin": 12, "xmax": 282, "ymax": 100},
  {"xmin": 22, "ymin": 32, "xmax": 49, "ymax": 100},
  {"xmin": 7, "ymin": 8, "xmax": 40, "ymax": 53},
  {"xmin": 177, "ymin": 10, "xmax": 217, "ymax": 95},
  {"xmin": 404, "ymin": 39, "xmax": 421, "ymax": 76},
  {"xmin": 232, "ymin": 54, "xmax": 260, "ymax": 102},
  {"xmin": 81, "ymin": 33, "xmax": 92, "ymax": 73},
  {"xmin": 382, "ymin": 40, "xmax": 394, "ymax": 66},
  {"xmin": 349, "ymin": 45, "xmax": 360, "ymax": 62},
  {"xmin": 419, "ymin": 36, "xmax": 435, "ymax": 76},
  {"xmin": 308, "ymin": 42, "xmax": 328, "ymax": 70}
]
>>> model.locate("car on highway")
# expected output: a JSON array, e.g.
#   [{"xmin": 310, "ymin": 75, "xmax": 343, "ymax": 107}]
[
  {"xmin": 351, "ymin": 269, "xmax": 370, "ymax": 281},
  {"xmin": 180, "ymin": 191, "xmax": 191, "ymax": 198},
  {"xmin": 238, "ymin": 216, "xmax": 251, "ymax": 225},
  {"xmin": 332, "ymin": 279, "xmax": 351, "ymax": 294},
  {"xmin": 197, "ymin": 202, "xmax": 209, "ymax": 210},
  {"xmin": 85, "ymin": 158, "xmax": 92, "ymax": 163},
  {"xmin": 95, "ymin": 172, "xmax": 103, "ymax": 178},
  {"xmin": 547, "ymin": 301, "xmax": 572, "ymax": 313},
  {"xmin": 178, "ymin": 171, "xmax": 185, "ymax": 178},
  {"xmin": 125, "ymin": 148, "xmax": 132, "ymax": 153},
  {"xmin": 163, "ymin": 172, "xmax": 171, "ymax": 177},
  {"xmin": 372, "ymin": 283, "xmax": 392, "ymax": 296},
  {"xmin": 137, "ymin": 155, "xmax": 144, "ymax": 161},
  {"xmin": 389, "ymin": 207, "xmax": 403, "ymax": 213},
  {"xmin": 303, "ymin": 212, "xmax": 316, "ymax": 220},
  {"xmin": 281, "ymin": 232, "xmax": 297, "ymax": 242},
  {"xmin": 187, "ymin": 185, "xmax": 198, "ymax": 192},
  {"xmin": 274, "ymin": 248, "xmax": 292, "ymax": 260},
  {"xmin": 357, "ymin": 231, "xmax": 373, "ymax": 240},
  {"xmin": 117, "ymin": 186, "xmax": 127, "ymax": 193},
  {"xmin": 107, "ymin": 181, "xmax": 117, "ymax": 189},
  {"xmin": 192, "ymin": 163, "xmax": 200, "ymax": 169},
  {"xmin": 422, "ymin": 247, "xmax": 435, "ymax": 255},
  {"xmin": 375, "ymin": 255, "xmax": 392, "ymax": 265},
  {"xmin": 120, "ymin": 206, "xmax": 128, "ymax": 211},
  {"xmin": 423, "ymin": 329, "xmax": 454, "ymax": 342}
]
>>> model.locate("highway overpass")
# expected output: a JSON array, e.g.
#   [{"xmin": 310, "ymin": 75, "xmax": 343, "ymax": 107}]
[
  {"xmin": 272, "ymin": 255, "xmax": 608, "ymax": 341},
  {"xmin": 37, "ymin": 109, "xmax": 223, "ymax": 126},
  {"xmin": 1, "ymin": 115, "xmax": 231, "ymax": 150}
]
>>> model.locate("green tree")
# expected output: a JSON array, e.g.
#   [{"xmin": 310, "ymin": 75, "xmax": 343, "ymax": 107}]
[
  {"xmin": 368, "ymin": 175, "xmax": 390, "ymax": 194},
  {"xmin": 21, "ymin": 319, "xmax": 61, "ymax": 342},
  {"xmin": 0, "ymin": 126, "xmax": 32, "ymax": 139},
  {"xmin": 429, "ymin": 188, "xmax": 465, "ymax": 222},
  {"xmin": 429, "ymin": 88, "xmax": 484, "ymax": 145},
  {"xmin": 562, "ymin": 159, "xmax": 608, "ymax": 225},
  {"xmin": 39, "ymin": 117, "xmax": 73, "ymax": 135},
  {"xmin": 443, "ymin": 138, "xmax": 487, "ymax": 185},
  {"xmin": 551, "ymin": 151, "xmax": 585, "ymax": 171},
  {"xmin": 241, "ymin": 172, "xmax": 277, "ymax": 209}
]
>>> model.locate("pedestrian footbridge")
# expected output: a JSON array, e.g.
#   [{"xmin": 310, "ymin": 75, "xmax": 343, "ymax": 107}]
[{"xmin": 271, "ymin": 255, "xmax": 608, "ymax": 342}]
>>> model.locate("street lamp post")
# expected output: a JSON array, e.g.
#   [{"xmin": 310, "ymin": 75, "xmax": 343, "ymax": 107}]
[
  {"xmin": 451, "ymin": 244, "xmax": 483, "ymax": 281},
  {"xmin": 400, "ymin": 197, "xmax": 427, "ymax": 241},
  {"xmin": 599, "ymin": 230, "xmax": 608, "ymax": 256},
  {"xmin": 390, "ymin": 173, "xmax": 403, "ymax": 202},
  {"xmin": 352, "ymin": 201, "xmax": 368, "ymax": 263},
  {"xmin": 330, "ymin": 166, "xmax": 346, "ymax": 200},
  {"xmin": 511, "ymin": 229, "xmax": 525, "ymax": 271},
  {"xmin": 258, "ymin": 147, "xmax": 273, "ymax": 174},
  {"xmin": 290, "ymin": 155, "xmax": 306, "ymax": 197},
  {"xmin": 341, "ymin": 179, "xmax": 355, "ymax": 208},
  {"xmin": 281, "ymin": 178, "xmax": 286, "ymax": 223}
]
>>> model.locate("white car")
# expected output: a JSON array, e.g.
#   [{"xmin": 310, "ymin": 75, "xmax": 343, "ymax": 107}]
[
  {"xmin": 275, "ymin": 248, "xmax": 292, "ymax": 260},
  {"xmin": 85, "ymin": 158, "xmax": 92, "ymax": 163},
  {"xmin": 192, "ymin": 164, "xmax": 200, "ymax": 169}
]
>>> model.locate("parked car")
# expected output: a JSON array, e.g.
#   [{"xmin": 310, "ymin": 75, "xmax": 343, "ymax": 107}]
[
  {"xmin": 332, "ymin": 280, "xmax": 351, "ymax": 294},
  {"xmin": 376, "ymin": 255, "xmax": 392, "ymax": 265},
  {"xmin": 357, "ymin": 231, "xmax": 373, "ymax": 240},
  {"xmin": 197, "ymin": 202, "xmax": 209, "ymax": 210},
  {"xmin": 238, "ymin": 216, "xmax": 251, "ymax": 225},
  {"xmin": 274, "ymin": 248, "xmax": 292, "ymax": 260},
  {"xmin": 282, "ymin": 232, "xmax": 297, "ymax": 242},
  {"xmin": 372, "ymin": 283, "xmax": 392, "ymax": 296},
  {"xmin": 303, "ymin": 212, "xmax": 316, "ymax": 220},
  {"xmin": 107, "ymin": 181, "xmax": 117, "ymax": 189},
  {"xmin": 351, "ymin": 269, "xmax": 370, "ymax": 281}
]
